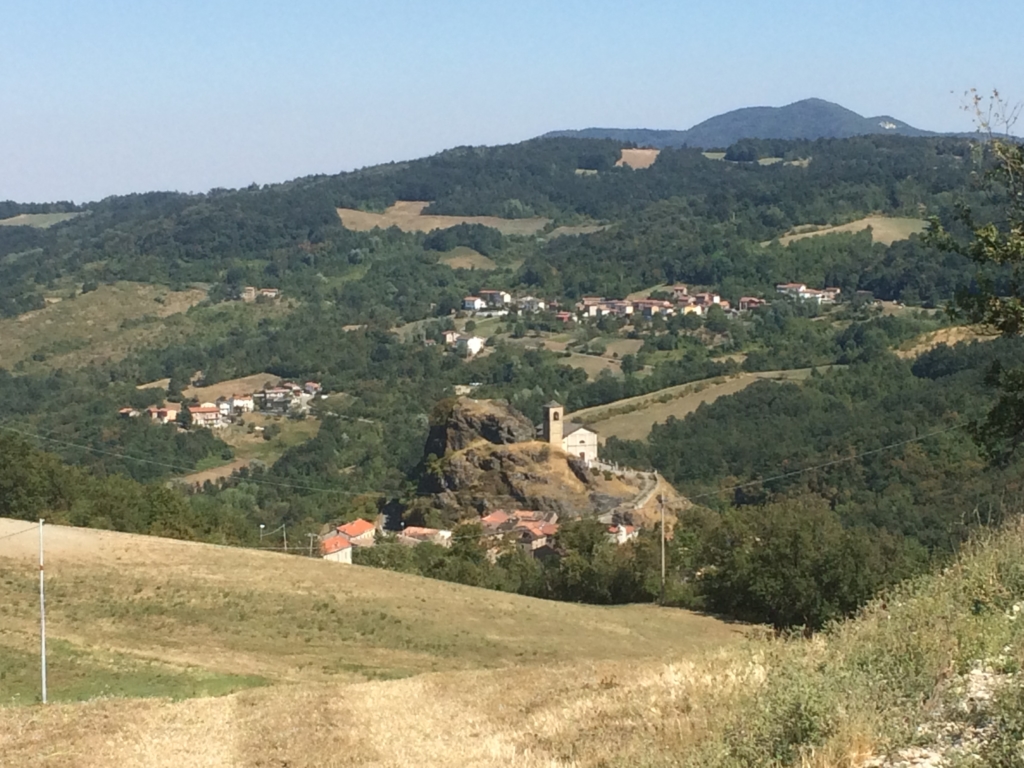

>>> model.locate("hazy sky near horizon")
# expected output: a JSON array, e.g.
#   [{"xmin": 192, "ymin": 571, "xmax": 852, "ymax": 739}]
[{"xmin": 3, "ymin": 0, "xmax": 1022, "ymax": 203}]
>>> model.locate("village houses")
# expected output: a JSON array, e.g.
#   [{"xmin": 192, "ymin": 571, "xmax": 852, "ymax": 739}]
[{"xmin": 776, "ymin": 282, "xmax": 841, "ymax": 304}]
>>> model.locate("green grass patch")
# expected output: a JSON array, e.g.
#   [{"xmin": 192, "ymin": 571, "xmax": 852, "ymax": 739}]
[{"xmin": 0, "ymin": 639, "xmax": 266, "ymax": 707}]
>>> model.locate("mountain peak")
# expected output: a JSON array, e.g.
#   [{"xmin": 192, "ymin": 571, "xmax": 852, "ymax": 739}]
[{"xmin": 541, "ymin": 98, "xmax": 934, "ymax": 148}]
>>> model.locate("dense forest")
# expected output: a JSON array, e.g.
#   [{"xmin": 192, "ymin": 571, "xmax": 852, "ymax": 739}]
[{"xmin": 2, "ymin": 132, "xmax": 1023, "ymax": 629}]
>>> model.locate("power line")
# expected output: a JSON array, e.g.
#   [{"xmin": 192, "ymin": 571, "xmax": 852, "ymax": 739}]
[
  {"xmin": 686, "ymin": 422, "xmax": 968, "ymax": 503},
  {"xmin": 0, "ymin": 525, "xmax": 38, "ymax": 543}
]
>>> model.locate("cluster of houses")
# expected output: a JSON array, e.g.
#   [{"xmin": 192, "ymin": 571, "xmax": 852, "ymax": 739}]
[
  {"xmin": 119, "ymin": 381, "xmax": 323, "ymax": 430},
  {"xmin": 775, "ymin": 283, "xmax": 842, "ymax": 304},
  {"xmin": 320, "ymin": 509, "xmax": 639, "ymax": 564},
  {"xmin": 241, "ymin": 286, "xmax": 281, "ymax": 302},
  {"xmin": 461, "ymin": 284, "xmax": 772, "ymax": 326}
]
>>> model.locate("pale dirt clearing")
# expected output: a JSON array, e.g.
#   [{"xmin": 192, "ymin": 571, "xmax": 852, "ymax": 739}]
[
  {"xmin": 438, "ymin": 246, "xmax": 497, "ymax": 270},
  {"xmin": 615, "ymin": 148, "xmax": 660, "ymax": 169},
  {"xmin": 337, "ymin": 201, "xmax": 550, "ymax": 235},
  {"xmin": 183, "ymin": 373, "xmax": 281, "ymax": 401},
  {"xmin": 547, "ymin": 223, "xmax": 607, "ymax": 238},
  {"xmin": 176, "ymin": 458, "xmax": 252, "ymax": 486},
  {"xmin": 0, "ymin": 212, "xmax": 80, "ymax": 228},
  {"xmin": 769, "ymin": 215, "xmax": 927, "ymax": 246},
  {"xmin": 896, "ymin": 326, "xmax": 997, "ymax": 358}
]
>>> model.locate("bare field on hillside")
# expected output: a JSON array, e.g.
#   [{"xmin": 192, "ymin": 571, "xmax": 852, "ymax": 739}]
[
  {"xmin": 770, "ymin": 215, "xmax": 927, "ymax": 246},
  {"xmin": 0, "ymin": 283, "xmax": 206, "ymax": 369},
  {"xmin": 177, "ymin": 458, "xmax": 252, "ymax": 486},
  {"xmin": 337, "ymin": 201, "xmax": 550, "ymax": 235},
  {"xmin": 218, "ymin": 413, "xmax": 321, "ymax": 464},
  {"xmin": 896, "ymin": 326, "xmax": 997, "ymax": 358},
  {"xmin": 0, "ymin": 519, "xmax": 742, "ymax": 697},
  {"xmin": 601, "ymin": 338, "xmax": 645, "ymax": 357},
  {"xmin": 616, "ymin": 148, "xmax": 660, "ymax": 169},
  {"xmin": 183, "ymin": 373, "xmax": 281, "ymax": 401},
  {"xmin": 438, "ymin": 246, "xmax": 497, "ymax": 270},
  {"xmin": 578, "ymin": 369, "xmax": 821, "ymax": 442},
  {"xmin": 547, "ymin": 223, "xmax": 607, "ymax": 238},
  {"xmin": 562, "ymin": 352, "xmax": 623, "ymax": 380},
  {"xmin": 0, "ymin": 212, "xmax": 80, "ymax": 228}
]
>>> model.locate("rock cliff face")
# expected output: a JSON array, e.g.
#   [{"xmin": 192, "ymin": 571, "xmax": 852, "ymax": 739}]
[
  {"xmin": 416, "ymin": 397, "xmax": 650, "ymax": 522},
  {"xmin": 423, "ymin": 397, "xmax": 537, "ymax": 458}
]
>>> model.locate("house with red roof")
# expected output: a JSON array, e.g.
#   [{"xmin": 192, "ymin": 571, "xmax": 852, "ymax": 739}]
[
  {"xmin": 321, "ymin": 534, "xmax": 353, "ymax": 564},
  {"xmin": 336, "ymin": 518, "xmax": 377, "ymax": 547}
]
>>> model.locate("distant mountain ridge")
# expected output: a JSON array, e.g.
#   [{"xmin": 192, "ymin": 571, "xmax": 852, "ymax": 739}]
[{"xmin": 542, "ymin": 98, "xmax": 940, "ymax": 148}]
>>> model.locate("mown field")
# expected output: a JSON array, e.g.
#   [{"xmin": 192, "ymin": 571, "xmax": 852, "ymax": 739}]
[
  {"xmin": 0, "ymin": 212, "xmax": 81, "ymax": 228},
  {"xmin": 337, "ymin": 201, "xmax": 550, "ymax": 235},
  {"xmin": 770, "ymin": 215, "xmax": 927, "ymax": 246},
  {"xmin": 4, "ymin": 518, "xmax": 1024, "ymax": 767}
]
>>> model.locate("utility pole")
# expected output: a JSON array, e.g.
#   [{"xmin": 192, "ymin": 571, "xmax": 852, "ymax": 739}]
[
  {"xmin": 306, "ymin": 532, "xmax": 316, "ymax": 558},
  {"xmin": 39, "ymin": 519, "xmax": 47, "ymax": 705},
  {"xmin": 658, "ymin": 492, "xmax": 666, "ymax": 606},
  {"xmin": 282, "ymin": 524, "xmax": 287, "ymax": 553}
]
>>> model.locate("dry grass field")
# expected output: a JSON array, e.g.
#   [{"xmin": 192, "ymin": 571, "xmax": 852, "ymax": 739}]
[
  {"xmin": 438, "ymin": 246, "xmax": 498, "ymax": 270},
  {"xmin": 769, "ymin": 215, "xmax": 927, "ymax": 246},
  {"xmin": 615, "ymin": 148, "xmax": 660, "ymax": 169},
  {"xmin": 895, "ymin": 325, "xmax": 997, "ymax": 359},
  {"xmin": 0, "ymin": 283, "xmax": 206, "ymax": 370},
  {"xmin": 183, "ymin": 373, "xmax": 282, "ymax": 401},
  {"xmin": 4, "ymin": 517, "xmax": 1024, "ymax": 766},
  {"xmin": 0, "ymin": 518, "xmax": 746, "ymax": 766},
  {"xmin": 337, "ymin": 201, "xmax": 550, "ymax": 236},
  {"xmin": 562, "ymin": 352, "xmax": 624, "ymax": 381},
  {"xmin": 575, "ymin": 369, "xmax": 820, "ymax": 443},
  {"xmin": 546, "ymin": 223, "xmax": 607, "ymax": 238},
  {"xmin": 0, "ymin": 212, "xmax": 81, "ymax": 228}
]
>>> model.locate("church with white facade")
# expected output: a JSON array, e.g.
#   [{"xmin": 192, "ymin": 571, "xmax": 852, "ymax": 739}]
[{"xmin": 542, "ymin": 401, "xmax": 599, "ymax": 463}]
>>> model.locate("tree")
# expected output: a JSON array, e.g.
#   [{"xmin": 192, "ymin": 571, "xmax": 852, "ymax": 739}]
[
  {"xmin": 177, "ymin": 405, "xmax": 193, "ymax": 430},
  {"xmin": 620, "ymin": 354, "xmax": 638, "ymax": 376},
  {"xmin": 931, "ymin": 91, "xmax": 1024, "ymax": 463}
]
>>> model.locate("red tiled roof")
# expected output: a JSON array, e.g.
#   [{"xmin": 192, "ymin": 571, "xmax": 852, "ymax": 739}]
[
  {"xmin": 337, "ymin": 518, "xmax": 375, "ymax": 538},
  {"xmin": 481, "ymin": 511, "xmax": 511, "ymax": 526},
  {"xmin": 189, "ymin": 406, "xmax": 220, "ymax": 414},
  {"xmin": 321, "ymin": 536, "xmax": 352, "ymax": 555},
  {"xmin": 401, "ymin": 526, "xmax": 442, "ymax": 539}
]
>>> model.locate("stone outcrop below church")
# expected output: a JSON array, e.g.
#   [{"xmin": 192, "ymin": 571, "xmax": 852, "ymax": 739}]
[{"xmin": 414, "ymin": 397, "xmax": 658, "ymax": 524}]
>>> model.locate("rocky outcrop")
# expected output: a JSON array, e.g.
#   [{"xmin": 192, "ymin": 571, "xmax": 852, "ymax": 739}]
[{"xmin": 423, "ymin": 397, "xmax": 537, "ymax": 459}]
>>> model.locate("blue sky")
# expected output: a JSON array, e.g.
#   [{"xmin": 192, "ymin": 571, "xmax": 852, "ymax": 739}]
[{"xmin": 3, "ymin": 0, "xmax": 1022, "ymax": 203}]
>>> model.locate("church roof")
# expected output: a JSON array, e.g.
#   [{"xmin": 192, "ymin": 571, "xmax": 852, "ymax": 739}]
[{"xmin": 563, "ymin": 422, "xmax": 596, "ymax": 437}]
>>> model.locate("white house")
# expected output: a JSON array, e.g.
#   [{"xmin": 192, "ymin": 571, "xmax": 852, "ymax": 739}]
[
  {"xmin": 456, "ymin": 335, "xmax": 486, "ymax": 357},
  {"xmin": 607, "ymin": 524, "xmax": 639, "ymax": 545},
  {"xmin": 463, "ymin": 296, "xmax": 486, "ymax": 311},
  {"xmin": 189, "ymin": 404, "xmax": 226, "ymax": 429},
  {"xmin": 230, "ymin": 394, "xmax": 255, "ymax": 413},
  {"xmin": 518, "ymin": 296, "xmax": 546, "ymax": 312},
  {"xmin": 321, "ymin": 535, "xmax": 353, "ymax": 564},
  {"xmin": 478, "ymin": 289, "xmax": 511, "ymax": 306}
]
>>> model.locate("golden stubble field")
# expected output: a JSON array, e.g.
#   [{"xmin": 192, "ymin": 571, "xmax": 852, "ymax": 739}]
[
  {"xmin": 337, "ymin": 201, "xmax": 550, "ymax": 235},
  {"xmin": 0, "ymin": 518, "xmax": 745, "ymax": 766},
  {"xmin": 769, "ymin": 215, "xmax": 927, "ymax": 246}
]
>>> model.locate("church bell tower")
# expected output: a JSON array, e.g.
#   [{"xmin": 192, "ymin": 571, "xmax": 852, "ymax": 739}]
[{"xmin": 543, "ymin": 401, "xmax": 564, "ymax": 448}]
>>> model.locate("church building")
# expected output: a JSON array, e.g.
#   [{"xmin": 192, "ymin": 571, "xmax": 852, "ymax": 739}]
[{"xmin": 543, "ymin": 401, "xmax": 599, "ymax": 463}]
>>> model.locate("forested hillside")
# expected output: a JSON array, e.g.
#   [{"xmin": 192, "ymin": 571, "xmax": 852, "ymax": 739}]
[{"xmin": 1, "ymin": 131, "xmax": 1021, "ymax": 630}]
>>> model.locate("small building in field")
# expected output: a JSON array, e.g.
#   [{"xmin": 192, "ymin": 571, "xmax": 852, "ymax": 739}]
[
  {"xmin": 463, "ymin": 296, "xmax": 486, "ymax": 311},
  {"xmin": 321, "ymin": 535, "xmax": 353, "ymax": 564},
  {"xmin": 739, "ymin": 297, "xmax": 767, "ymax": 311},
  {"xmin": 519, "ymin": 296, "xmax": 547, "ymax": 313}
]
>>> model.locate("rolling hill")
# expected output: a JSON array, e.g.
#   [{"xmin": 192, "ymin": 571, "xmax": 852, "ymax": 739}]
[
  {"xmin": 3, "ymin": 517, "xmax": 1024, "ymax": 766},
  {"xmin": 542, "ymin": 97, "xmax": 939, "ymax": 148}
]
